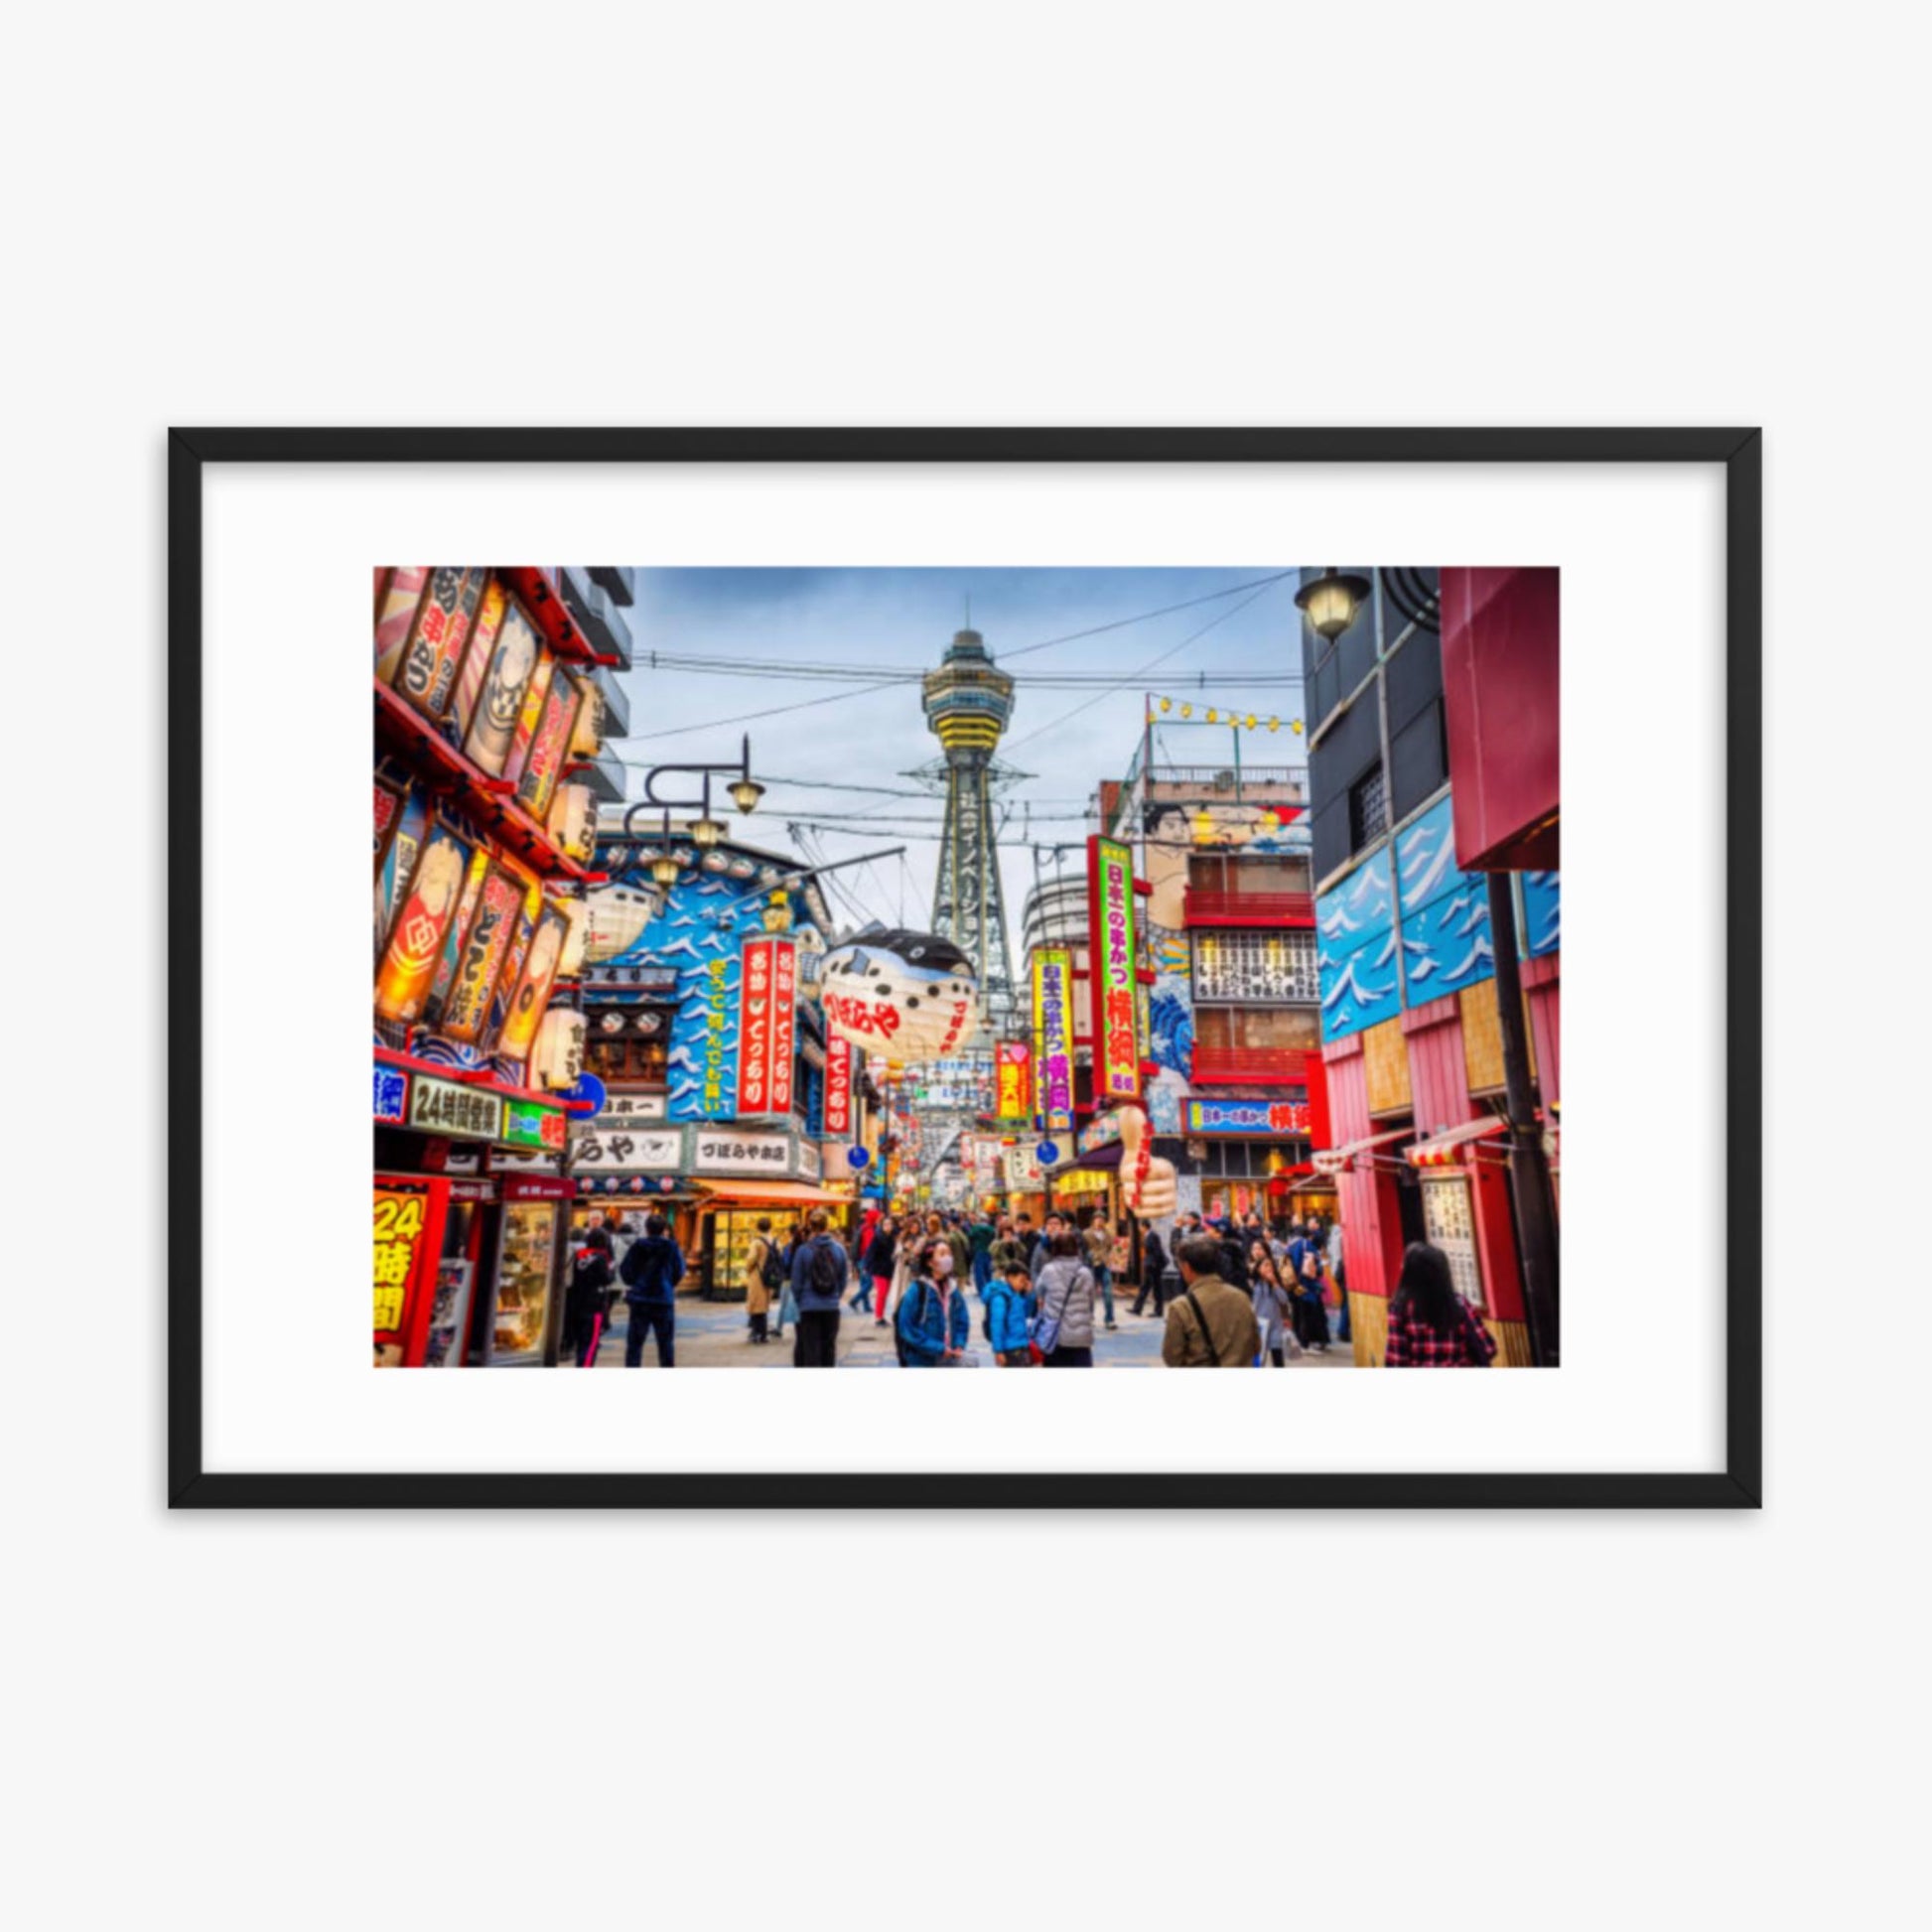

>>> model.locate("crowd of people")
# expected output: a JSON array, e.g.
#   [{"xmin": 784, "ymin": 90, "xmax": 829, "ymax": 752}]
[{"xmin": 560, "ymin": 1198, "xmax": 1492, "ymax": 1370}]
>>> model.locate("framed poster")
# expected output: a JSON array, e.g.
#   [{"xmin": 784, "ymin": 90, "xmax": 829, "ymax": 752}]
[{"xmin": 171, "ymin": 427, "xmax": 1760, "ymax": 1508}]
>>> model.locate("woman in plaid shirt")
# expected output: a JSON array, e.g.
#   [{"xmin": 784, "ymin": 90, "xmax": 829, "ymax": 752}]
[{"xmin": 1382, "ymin": 1242, "xmax": 1498, "ymax": 1368}]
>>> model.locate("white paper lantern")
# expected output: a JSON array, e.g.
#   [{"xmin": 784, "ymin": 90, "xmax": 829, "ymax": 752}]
[
  {"xmin": 567, "ymin": 676, "xmax": 604, "ymax": 759},
  {"xmin": 547, "ymin": 782, "xmax": 597, "ymax": 863},
  {"xmin": 818, "ymin": 927, "xmax": 977, "ymax": 1067},
  {"xmin": 556, "ymin": 896, "xmax": 592, "ymax": 980},
  {"xmin": 532, "ymin": 1008, "xmax": 586, "ymax": 1090}
]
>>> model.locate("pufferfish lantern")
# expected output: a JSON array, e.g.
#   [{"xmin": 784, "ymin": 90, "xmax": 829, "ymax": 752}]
[
  {"xmin": 1118, "ymin": 1104, "xmax": 1178, "ymax": 1219},
  {"xmin": 818, "ymin": 926, "xmax": 978, "ymax": 1066}
]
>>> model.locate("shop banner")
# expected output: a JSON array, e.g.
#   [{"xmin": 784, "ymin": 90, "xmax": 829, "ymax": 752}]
[
  {"xmin": 463, "ymin": 599, "xmax": 545, "ymax": 777},
  {"xmin": 583, "ymin": 1091, "xmax": 668, "ymax": 1129},
  {"xmin": 439, "ymin": 862, "xmax": 526, "ymax": 1045},
  {"xmin": 375, "ymin": 820, "xmax": 477, "ymax": 1026},
  {"xmin": 407, "ymin": 1075, "xmax": 505, "ymax": 1141},
  {"xmin": 373, "ymin": 566, "xmax": 431, "ymax": 684},
  {"xmin": 373, "ymin": 1177, "xmax": 439, "ymax": 1359},
  {"xmin": 501, "ymin": 1095, "xmax": 568, "ymax": 1154},
  {"xmin": 996, "ymin": 1038, "xmax": 1032, "ymax": 1120},
  {"xmin": 1032, "ymin": 949, "xmax": 1074, "ymax": 1133},
  {"xmin": 1183, "ymin": 1098, "xmax": 1312, "ymax": 1137},
  {"xmin": 450, "ymin": 575, "xmax": 507, "ymax": 739},
  {"xmin": 573, "ymin": 1126, "xmax": 685, "ymax": 1174},
  {"xmin": 391, "ymin": 566, "xmax": 485, "ymax": 721},
  {"xmin": 373, "ymin": 1064, "xmax": 409, "ymax": 1124},
  {"xmin": 502, "ymin": 650, "xmax": 557, "ymax": 788},
  {"xmin": 496, "ymin": 904, "xmax": 570, "ymax": 1064},
  {"xmin": 514, "ymin": 671, "xmax": 581, "ymax": 819},
  {"xmin": 736, "ymin": 936, "xmax": 797, "ymax": 1118},
  {"xmin": 692, "ymin": 1128, "xmax": 796, "ymax": 1176},
  {"xmin": 1087, "ymin": 834, "xmax": 1142, "ymax": 1102},
  {"xmin": 823, "ymin": 1033, "xmax": 854, "ymax": 1137}
]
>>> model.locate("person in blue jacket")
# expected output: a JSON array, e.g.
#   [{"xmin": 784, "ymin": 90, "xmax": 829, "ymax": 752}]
[
  {"xmin": 984, "ymin": 1262, "xmax": 1037, "ymax": 1367},
  {"xmin": 896, "ymin": 1237, "xmax": 969, "ymax": 1366}
]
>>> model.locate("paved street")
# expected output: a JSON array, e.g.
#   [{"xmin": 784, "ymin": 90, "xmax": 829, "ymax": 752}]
[{"xmin": 582, "ymin": 1293, "xmax": 1356, "ymax": 1369}]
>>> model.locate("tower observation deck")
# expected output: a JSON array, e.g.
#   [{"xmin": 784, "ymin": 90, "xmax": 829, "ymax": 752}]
[{"xmin": 921, "ymin": 627, "xmax": 1019, "ymax": 1034}]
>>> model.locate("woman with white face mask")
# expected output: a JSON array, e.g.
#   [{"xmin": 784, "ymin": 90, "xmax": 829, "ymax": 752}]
[{"xmin": 895, "ymin": 1238, "xmax": 969, "ymax": 1366}]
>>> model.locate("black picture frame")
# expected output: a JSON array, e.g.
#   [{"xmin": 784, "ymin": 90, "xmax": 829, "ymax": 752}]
[{"xmin": 168, "ymin": 427, "xmax": 1762, "ymax": 1509}]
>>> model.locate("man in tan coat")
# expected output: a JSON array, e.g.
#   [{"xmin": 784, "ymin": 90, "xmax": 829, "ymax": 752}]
[{"xmin": 1163, "ymin": 1235, "xmax": 1262, "ymax": 1367}]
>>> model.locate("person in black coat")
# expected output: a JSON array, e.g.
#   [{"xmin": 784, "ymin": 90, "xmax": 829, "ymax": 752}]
[
  {"xmin": 562, "ymin": 1225, "xmax": 616, "ymax": 1367},
  {"xmin": 1132, "ymin": 1225, "xmax": 1170, "ymax": 1317}
]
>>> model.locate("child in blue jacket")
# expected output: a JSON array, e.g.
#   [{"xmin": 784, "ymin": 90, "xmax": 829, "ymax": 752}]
[
  {"xmin": 984, "ymin": 1264, "xmax": 1037, "ymax": 1367},
  {"xmin": 896, "ymin": 1242, "xmax": 970, "ymax": 1366}
]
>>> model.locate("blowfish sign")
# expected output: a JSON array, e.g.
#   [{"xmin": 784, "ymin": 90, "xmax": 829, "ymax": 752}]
[
  {"xmin": 1087, "ymin": 834, "xmax": 1142, "ymax": 1102},
  {"xmin": 820, "ymin": 927, "xmax": 976, "ymax": 1066},
  {"xmin": 995, "ymin": 1039, "xmax": 1032, "ymax": 1121},
  {"xmin": 1032, "ymin": 949, "xmax": 1073, "ymax": 1133},
  {"xmin": 823, "ymin": 1033, "xmax": 854, "ymax": 1138},
  {"xmin": 736, "ymin": 936, "xmax": 797, "ymax": 1118}
]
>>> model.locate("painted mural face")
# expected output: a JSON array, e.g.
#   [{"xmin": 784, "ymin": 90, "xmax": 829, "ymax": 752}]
[{"xmin": 820, "ymin": 927, "xmax": 977, "ymax": 1065}]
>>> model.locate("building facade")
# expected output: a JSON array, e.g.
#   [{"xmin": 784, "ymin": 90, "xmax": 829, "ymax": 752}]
[{"xmin": 1303, "ymin": 566, "xmax": 1561, "ymax": 1366}]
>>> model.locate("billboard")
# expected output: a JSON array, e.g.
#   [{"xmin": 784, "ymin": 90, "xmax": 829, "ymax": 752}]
[
  {"xmin": 736, "ymin": 936, "xmax": 798, "ymax": 1118},
  {"xmin": 1032, "ymin": 948, "xmax": 1073, "ymax": 1134},
  {"xmin": 824, "ymin": 1033, "xmax": 854, "ymax": 1137},
  {"xmin": 995, "ymin": 1038, "xmax": 1032, "ymax": 1121},
  {"xmin": 1087, "ymin": 834, "xmax": 1142, "ymax": 1102}
]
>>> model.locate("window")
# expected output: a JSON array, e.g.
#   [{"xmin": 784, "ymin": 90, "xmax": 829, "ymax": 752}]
[
  {"xmin": 1348, "ymin": 762, "xmax": 1387, "ymax": 853},
  {"xmin": 585, "ymin": 1037, "xmax": 669, "ymax": 1084},
  {"xmin": 1187, "ymin": 852, "xmax": 1312, "ymax": 896},
  {"xmin": 1193, "ymin": 928, "xmax": 1319, "ymax": 1004},
  {"xmin": 1193, "ymin": 1006, "xmax": 1322, "ymax": 1052}
]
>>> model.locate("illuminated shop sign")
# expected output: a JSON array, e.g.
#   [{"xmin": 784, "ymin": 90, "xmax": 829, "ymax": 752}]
[
  {"xmin": 1086, "ymin": 834, "xmax": 1142, "ymax": 1102},
  {"xmin": 1182, "ymin": 1098, "xmax": 1312, "ymax": 1137},
  {"xmin": 1032, "ymin": 949, "xmax": 1074, "ymax": 1134},
  {"xmin": 407, "ymin": 1076, "xmax": 504, "ymax": 1141},
  {"xmin": 996, "ymin": 1039, "xmax": 1032, "ymax": 1120},
  {"xmin": 501, "ymin": 1097, "xmax": 568, "ymax": 1153},
  {"xmin": 736, "ymin": 936, "xmax": 797, "ymax": 1118},
  {"xmin": 823, "ymin": 1034, "xmax": 854, "ymax": 1137},
  {"xmin": 373, "ymin": 1065, "xmax": 409, "ymax": 1124}
]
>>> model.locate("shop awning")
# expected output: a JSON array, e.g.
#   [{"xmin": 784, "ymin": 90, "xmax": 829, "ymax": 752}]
[
  {"xmin": 1313, "ymin": 1126, "xmax": 1413, "ymax": 1173},
  {"xmin": 1061, "ymin": 1141, "xmax": 1125, "ymax": 1176},
  {"xmin": 691, "ymin": 1178, "xmax": 854, "ymax": 1207},
  {"xmin": 1407, "ymin": 1117, "xmax": 1507, "ymax": 1168}
]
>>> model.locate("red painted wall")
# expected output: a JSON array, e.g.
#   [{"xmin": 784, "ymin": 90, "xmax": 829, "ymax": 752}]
[
  {"xmin": 1402, "ymin": 996, "xmax": 1476, "ymax": 1138},
  {"xmin": 1441, "ymin": 566, "xmax": 1560, "ymax": 871},
  {"xmin": 1524, "ymin": 952, "xmax": 1561, "ymax": 1108},
  {"xmin": 1322, "ymin": 1038, "xmax": 1403, "ymax": 1301}
]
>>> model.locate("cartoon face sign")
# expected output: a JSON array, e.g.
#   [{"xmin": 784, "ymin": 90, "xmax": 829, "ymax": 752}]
[
  {"xmin": 819, "ymin": 926, "xmax": 978, "ymax": 1066},
  {"xmin": 466, "ymin": 610, "xmax": 541, "ymax": 772}
]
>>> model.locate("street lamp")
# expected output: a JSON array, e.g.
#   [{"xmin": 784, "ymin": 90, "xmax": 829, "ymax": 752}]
[
  {"xmin": 1294, "ymin": 567, "xmax": 1371, "ymax": 642},
  {"xmin": 690, "ymin": 815, "xmax": 725, "ymax": 850},
  {"xmin": 728, "ymin": 774, "xmax": 765, "ymax": 814}
]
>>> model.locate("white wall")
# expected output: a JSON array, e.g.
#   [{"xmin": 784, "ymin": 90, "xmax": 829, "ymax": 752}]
[{"xmin": 12, "ymin": 5, "xmax": 1916, "ymax": 1929}]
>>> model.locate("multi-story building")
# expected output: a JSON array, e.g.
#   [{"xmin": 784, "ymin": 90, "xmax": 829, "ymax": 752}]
[
  {"xmin": 1302, "ymin": 566, "xmax": 1561, "ymax": 1366},
  {"xmin": 1097, "ymin": 746, "xmax": 1330, "ymax": 1225},
  {"xmin": 572, "ymin": 828, "xmax": 862, "ymax": 1300}
]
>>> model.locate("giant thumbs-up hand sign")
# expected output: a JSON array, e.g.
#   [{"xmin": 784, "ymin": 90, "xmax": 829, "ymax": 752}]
[{"xmin": 1118, "ymin": 1104, "xmax": 1178, "ymax": 1219}]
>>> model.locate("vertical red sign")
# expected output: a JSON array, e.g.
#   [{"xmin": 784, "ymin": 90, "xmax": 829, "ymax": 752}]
[
  {"xmin": 737, "ymin": 936, "xmax": 798, "ymax": 1118},
  {"xmin": 824, "ymin": 1031, "xmax": 853, "ymax": 1137}
]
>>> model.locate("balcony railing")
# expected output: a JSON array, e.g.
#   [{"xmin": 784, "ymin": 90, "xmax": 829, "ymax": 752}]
[
  {"xmin": 1190, "ymin": 1046, "xmax": 1310, "ymax": 1086},
  {"xmin": 1183, "ymin": 888, "xmax": 1314, "ymax": 926}
]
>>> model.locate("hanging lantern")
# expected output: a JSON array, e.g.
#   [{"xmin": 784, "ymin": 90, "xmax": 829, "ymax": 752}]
[
  {"xmin": 1179, "ymin": 703, "xmax": 1192, "ymax": 718},
  {"xmin": 1192, "ymin": 808, "xmax": 1214, "ymax": 845},
  {"xmin": 1245, "ymin": 714, "xmax": 1257, "ymax": 730},
  {"xmin": 547, "ymin": 783, "xmax": 597, "ymax": 865},
  {"xmin": 1267, "ymin": 717, "xmax": 1280, "ymax": 732},
  {"xmin": 1292, "ymin": 719, "xmax": 1304, "ymax": 736},
  {"xmin": 1206, "ymin": 708, "xmax": 1219, "ymax": 724},
  {"xmin": 819, "ymin": 927, "xmax": 978, "ymax": 1066},
  {"xmin": 1158, "ymin": 696, "xmax": 1172, "ymax": 713},
  {"xmin": 556, "ymin": 896, "xmax": 592, "ymax": 979},
  {"xmin": 1294, "ymin": 568, "xmax": 1371, "ymax": 641},
  {"xmin": 567, "ymin": 676, "xmax": 604, "ymax": 759},
  {"xmin": 532, "ymin": 1008, "xmax": 587, "ymax": 1090}
]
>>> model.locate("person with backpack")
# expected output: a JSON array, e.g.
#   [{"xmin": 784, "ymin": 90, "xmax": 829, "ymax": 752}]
[
  {"xmin": 562, "ymin": 1224, "xmax": 617, "ymax": 1367},
  {"xmin": 1287, "ymin": 1222, "xmax": 1330, "ymax": 1354},
  {"xmin": 620, "ymin": 1214, "xmax": 685, "ymax": 1367},
  {"xmin": 789, "ymin": 1207, "xmax": 850, "ymax": 1367},
  {"xmin": 984, "ymin": 1261, "xmax": 1036, "ymax": 1367},
  {"xmin": 743, "ymin": 1216, "xmax": 784, "ymax": 1345},
  {"xmin": 967, "ymin": 1211, "xmax": 997, "ymax": 1293},
  {"xmin": 1162, "ymin": 1235, "xmax": 1262, "ymax": 1367},
  {"xmin": 896, "ymin": 1236, "xmax": 970, "ymax": 1366},
  {"xmin": 1382, "ymin": 1242, "xmax": 1498, "ymax": 1367},
  {"xmin": 989, "ymin": 1213, "xmax": 1030, "ymax": 1280},
  {"xmin": 1032, "ymin": 1230, "xmax": 1097, "ymax": 1367}
]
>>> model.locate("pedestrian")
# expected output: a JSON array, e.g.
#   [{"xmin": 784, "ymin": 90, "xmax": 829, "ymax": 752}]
[
  {"xmin": 743, "ymin": 1215, "xmax": 783, "ymax": 1344},
  {"xmin": 1382, "ymin": 1242, "xmax": 1497, "ymax": 1367},
  {"xmin": 1032, "ymin": 1212, "xmax": 1067, "ymax": 1281},
  {"xmin": 968, "ymin": 1210, "xmax": 996, "ymax": 1293},
  {"xmin": 789, "ymin": 1207, "xmax": 850, "ymax": 1367},
  {"xmin": 619, "ymin": 1214, "xmax": 685, "ymax": 1367},
  {"xmin": 1287, "ymin": 1222, "xmax": 1330, "ymax": 1353},
  {"xmin": 984, "ymin": 1262, "xmax": 1037, "ymax": 1366},
  {"xmin": 1248, "ymin": 1239, "xmax": 1301, "ymax": 1366},
  {"xmin": 769, "ymin": 1220, "xmax": 799, "ymax": 1342},
  {"xmin": 1131, "ymin": 1224, "xmax": 1169, "ymax": 1317},
  {"xmin": 1330, "ymin": 1221, "xmax": 1350, "ymax": 1344},
  {"xmin": 928, "ymin": 1210, "xmax": 970, "ymax": 1283},
  {"xmin": 1216, "ymin": 1219, "xmax": 1252, "ymax": 1295},
  {"xmin": 562, "ymin": 1224, "xmax": 616, "ymax": 1367},
  {"xmin": 896, "ymin": 1236, "xmax": 970, "ymax": 1366},
  {"xmin": 1083, "ymin": 1215, "xmax": 1120, "ymax": 1331},
  {"xmin": 860, "ymin": 1213, "xmax": 897, "ymax": 1324},
  {"xmin": 1033, "ymin": 1231, "xmax": 1097, "ymax": 1368},
  {"xmin": 990, "ymin": 1213, "xmax": 1031, "ymax": 1279},
  {"xmin": 1162, "ymin": 1235, "xmax": 1262, "ymax": 1368}
]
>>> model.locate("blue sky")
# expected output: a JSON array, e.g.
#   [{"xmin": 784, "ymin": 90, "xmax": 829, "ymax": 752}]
[{"xmin": 606, "ymin": 566, "xmax": 1307, "ymax": 953}]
